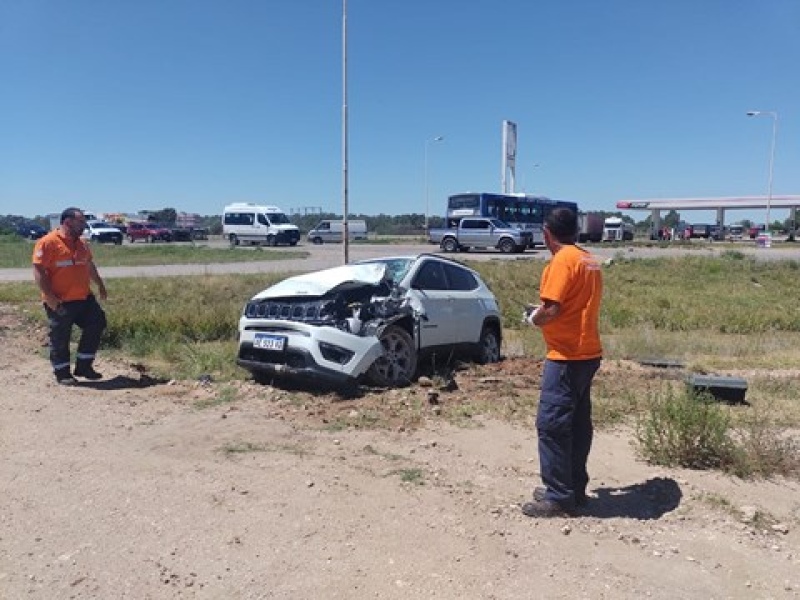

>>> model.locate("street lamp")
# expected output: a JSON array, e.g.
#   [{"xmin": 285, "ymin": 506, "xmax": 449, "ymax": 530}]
[
  {"xmin": 424, "ymin": 136, "xmax": 444, "ymax": 231},
  {"xmin": 746, "ymin": 110, "xmax": 778, "ymax": 231}
]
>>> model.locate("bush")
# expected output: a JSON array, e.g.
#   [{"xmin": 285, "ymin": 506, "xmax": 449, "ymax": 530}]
[{"xmin": 635, "ymin": 386, "xmax": 739, "ymax": 470}]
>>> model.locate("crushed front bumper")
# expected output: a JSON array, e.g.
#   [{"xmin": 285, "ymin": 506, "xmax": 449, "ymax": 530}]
[{"xmin": 237, "ymin": 319, "xmax": 384, "ymax": 386}]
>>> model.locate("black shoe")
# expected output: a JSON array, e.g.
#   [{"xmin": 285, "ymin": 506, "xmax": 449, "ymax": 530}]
[
  {"xmin": 521, "ymin": 499, "xmax": 574, "ymax": 518},
  {"xmin": 55, "ymin": 369, "xmax": 78, "ymax": 386},
  {"xmin": 533, "ymin": 486, "xmax": 588, "ymax": 508},
  {"xmin": 74, "ymin": 364, "xmax": 103, "ymax": 380}
]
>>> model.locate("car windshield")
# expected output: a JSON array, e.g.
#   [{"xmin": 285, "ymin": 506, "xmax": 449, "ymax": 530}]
[
  {"xmin": 356, "ymin": 258, "xmax": 414, "ymax": 284},
  {"xmin": 89, "ymin": 221, "xmax": 113, "ymax": 228}
]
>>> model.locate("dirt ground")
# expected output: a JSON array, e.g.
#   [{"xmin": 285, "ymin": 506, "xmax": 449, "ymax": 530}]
[{"xmin": 1, "ymin": 303, "xmax": 798, "ymax": 600}]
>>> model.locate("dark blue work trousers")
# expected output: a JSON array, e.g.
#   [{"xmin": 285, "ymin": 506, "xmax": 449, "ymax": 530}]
[
  {"xmin": 536, "ymin": 357, "xmax": 601, "ymax": 509},
  {"xmin": 44, "ymin": 295, "xmax": 107, "ymax": 373}
]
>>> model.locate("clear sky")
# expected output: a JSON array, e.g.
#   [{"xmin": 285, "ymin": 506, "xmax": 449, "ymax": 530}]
[{"xmin": 1, "ymin": 0, "xmax": 798, "ymax": 224}]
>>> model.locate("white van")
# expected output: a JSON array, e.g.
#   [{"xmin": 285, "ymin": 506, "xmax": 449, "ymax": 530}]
[
  {"xmin": 307, "ymin": 219, "xmax": 368, "ymax": 244},
  {"xmin": 222, "ymin": 203, "xmax": 300, "ymax": 247}
]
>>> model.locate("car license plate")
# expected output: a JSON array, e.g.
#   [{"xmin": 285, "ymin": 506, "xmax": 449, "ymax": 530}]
[{"xmin": 253, "ymin": 334, "xmax": 286, "ymax": 351}]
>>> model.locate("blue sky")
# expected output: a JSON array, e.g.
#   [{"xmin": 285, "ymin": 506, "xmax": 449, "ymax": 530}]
[{"xmin": 1, "ymin": 0, "xmax": 798, "ymax": 224}]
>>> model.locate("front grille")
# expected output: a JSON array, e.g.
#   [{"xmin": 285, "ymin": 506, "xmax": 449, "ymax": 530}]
[
  {"xmin": 245, "ymin": 299, "xmax": 331, "ymax": 324},
  {"xmin": 239, "ymin": 345, "xmax": 308, "ymax": 369}
]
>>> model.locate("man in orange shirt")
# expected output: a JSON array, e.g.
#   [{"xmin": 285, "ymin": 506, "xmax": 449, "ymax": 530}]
[
  {"xmin": 522, "ymin": 207, "xmax": 603, "ymax": 517},
  {"xmin": 33, "ymin": 207, "xmax": 108, "ymax": 385}
]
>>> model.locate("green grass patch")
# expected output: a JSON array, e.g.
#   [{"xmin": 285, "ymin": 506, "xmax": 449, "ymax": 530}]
[
  {"xmin": 391, "ymin": 467, "xmax": 425, "ymax": 485},
  {"xmin": 194, "ymin": 385, "xmax": 239, "ymax": 409}
]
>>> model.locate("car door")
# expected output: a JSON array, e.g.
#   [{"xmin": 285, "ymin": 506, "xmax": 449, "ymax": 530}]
[
  {"xmin": 408, "ymin": 259, "xmax": 458, "ymax": 348},
  {"xmin": 460, "ymin": 219, "xmax": 490, "ymax": 247},
  {"xmin": 442, "ymin": 263, "xmax": 485, "ymax": 344}
]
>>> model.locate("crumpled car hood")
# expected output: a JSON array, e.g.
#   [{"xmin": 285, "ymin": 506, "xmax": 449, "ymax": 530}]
[{"xmin": 253, "ymin": 263, "xmax": 388, "ymax": 300}]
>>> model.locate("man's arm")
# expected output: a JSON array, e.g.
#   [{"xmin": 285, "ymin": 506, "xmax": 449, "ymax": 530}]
[
  {"xmin": 33, "ymin": 264, "xmax": 60, "ymax": 310},
  {"xmin": 88, "ymin": 261, "xmax": 108, "ymax": 301},
  {"xmin": 530, "ymin": 299, "xmax": 561, "ymax": 327}
]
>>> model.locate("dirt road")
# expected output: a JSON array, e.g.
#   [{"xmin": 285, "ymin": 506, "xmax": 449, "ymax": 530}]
[{"xmin": 0, "ymin": 304, "xmax": 798, "ymax": 599}]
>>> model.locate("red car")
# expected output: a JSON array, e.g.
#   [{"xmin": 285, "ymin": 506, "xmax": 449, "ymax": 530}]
[{"xmin": 127, "ymin": 222, "xmax": 173, "ymax": 243}]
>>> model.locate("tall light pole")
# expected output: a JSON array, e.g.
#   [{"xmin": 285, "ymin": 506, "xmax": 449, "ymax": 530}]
[
  {"xmin": 424, "ymin": 136, "xmax": 444, "ymax": 231},
  {"xmin": 341, "ymin": 0, "xmax": 350, "ymax": 263},
  {"xmin": 746, "ymin": 110, "xmax": 778, "ymax": 231}
]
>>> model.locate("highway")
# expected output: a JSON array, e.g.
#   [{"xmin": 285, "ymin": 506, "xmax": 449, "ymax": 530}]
[{"xmin": 1, "ymin": 239, "xmax": 798, "ymax": 282}]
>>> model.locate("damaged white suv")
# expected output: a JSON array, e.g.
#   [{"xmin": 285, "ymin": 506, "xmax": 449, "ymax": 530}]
[{"xmin": 236, "ymin": 254, "xmax": 502, "ymax": 387}]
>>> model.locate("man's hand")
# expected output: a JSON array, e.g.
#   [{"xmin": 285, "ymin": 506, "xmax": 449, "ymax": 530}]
[
  {"xmin": 97, "ymin": 281, "xmax": 108, "ymax": 301},
  {"xmin": 44, "ymin": 294, "xmax": 60, "ymax": 311}
]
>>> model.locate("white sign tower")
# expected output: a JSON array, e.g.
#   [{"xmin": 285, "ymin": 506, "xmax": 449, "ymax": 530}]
[{"xmin": 501, "ymin": 120, "xmax": 517, "ymax": 194}]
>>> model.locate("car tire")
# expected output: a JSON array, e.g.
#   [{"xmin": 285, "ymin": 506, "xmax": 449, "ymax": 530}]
[
  {"xmin": 114, "ymin": 237, "xmax": 122, "ymax": 245},
  {"xmin": 366, "ymin": 325, "xmax": 417, "ymax": 387},
  {"xmin": 229, "ymin": 234, "xmax": 239, "ymax": 247},
  {"xmin": 476, "ymin": 325, "xmax": 501, "ymax": 364},
  {"xmin": 441, "ymin": 237, "xmax": 458, "ymax": 253},
  {"xmin": 499, "ymin": 238, "xmax": 515, "ymax": 253},
  {"xmin": 266, "ymin": 235, "xmax": 276, "ymax": 247},
  {"xmin": 312, "ymin": 237, "xmax": 323, "ymax": 245}
]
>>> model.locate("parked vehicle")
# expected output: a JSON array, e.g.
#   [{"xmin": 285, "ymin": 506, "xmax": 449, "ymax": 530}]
[
  {"xmin": 428, "ymin": 217, "xmax": 532, "ymax": 253},
  {"xmin": 602, "ymin": 217, "xmax": 635, "ymax": 241},
  {"xmin": 446, "ymin": 192, "xmax": 578, "ymax": 247},
  {"xmin": 168, "ymin": 225, "xmax": 195, "ymax": 242},
  {"xmin": 127, "ymin": 221, "xmax": 173, "ymax": 243},
  {"xmin": 14, "ymin": 221, "xmax": 47, "ymax": 240},
  {"xmin": 577, "ymin": 212, "xmax": 604, "ymax": 243},
  {"xmin": 236, "ymin": 254, "xmax": 502, "ymax": 388},
  {"xmin": 223, "ymin": 203, "xmax": 300, "ymax": 247},
  {"xmin": 307, "ymin": 219, "xmax": 368, "ymax": 244},
  {"xmin": 82, "ymin": 220, "xmax": 123, "ymax": 245},
  {"xmin": 689, "ymin": 224, "xmax": 712, "ymax": 239}
]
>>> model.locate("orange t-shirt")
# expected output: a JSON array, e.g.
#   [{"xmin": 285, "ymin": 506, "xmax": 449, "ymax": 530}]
[
  {"xmin": 539, "ymin": 244, "xmax": 603, "ymax": 361},
  {"xmin": 32, "ymin": 230, "xmax": 94, "ymax": 302}
]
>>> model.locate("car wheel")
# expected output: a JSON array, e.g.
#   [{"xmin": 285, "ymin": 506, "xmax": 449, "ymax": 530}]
[
  {"xmin": 229, "ymin": 234, "xmax": 239, "ymax": 247},
  {"xmin": 266, "ymin": 234, "xmax": 276, "ymax": 247},
  {"xmin": 114, "ymin": 237, "xmax": 122, "ymax": 245},
  {"xmin": 441, "ymin": 237, "xmax": 458, "ymax": 253},
  {"xmin": 476, "ymin": 325, "xmax": 501, "ymax": 364},
  {"xmin": 499, "ymin": 238, "xmax": 515, "ymax": 253},
  {"xmin": 312, "ymin": 237, "xmax": 323, "ymax": 245},
  {"xmin": 367, "ymin": 325, "xmax": 417, "ymax": 387}
]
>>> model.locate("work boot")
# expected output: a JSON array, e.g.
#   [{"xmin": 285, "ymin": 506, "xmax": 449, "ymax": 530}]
[
  {"xmin": 521, "ymin": 499, "xmax": 575, "ymax": 518},
  {"xmin": 55, "ymin": 367, "xmax": 78, "ymax": 386},
  {"xmin": 533, "ymin": 486, "xmax": 589, "ymax": 508},
  {"xmin": 74, "ymin": 361, "xmax": 103, "ymax": 380}
]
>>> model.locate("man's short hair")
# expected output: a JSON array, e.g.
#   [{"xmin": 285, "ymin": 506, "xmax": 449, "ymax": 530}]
[
  {"xmin": 545, "ymin": 208, "xmax": 578, "ymax": 243},
  {"xmin": 60, "ymin": 207, "xmax": 84, "ymax": 223}
]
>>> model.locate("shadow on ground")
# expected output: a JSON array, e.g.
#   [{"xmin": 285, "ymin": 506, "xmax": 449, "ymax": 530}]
[
  {"xmin": 584, "ymin": 477, "xmax": 682, "ymax": 520},
  {"xmin": 78, "ymin": 374, "xmax": 168, "ymax": 391}
]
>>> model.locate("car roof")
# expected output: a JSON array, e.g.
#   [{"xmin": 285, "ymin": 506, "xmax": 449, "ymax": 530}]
[{"xmin": 354, "ymin": 253, "xmax": 476, "ymax": 271}]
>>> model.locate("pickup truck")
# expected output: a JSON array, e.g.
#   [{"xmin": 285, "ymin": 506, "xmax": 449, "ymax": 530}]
[{"xmin": 428, "ymin": 217, "xmax": 532, "ymax": 253}]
